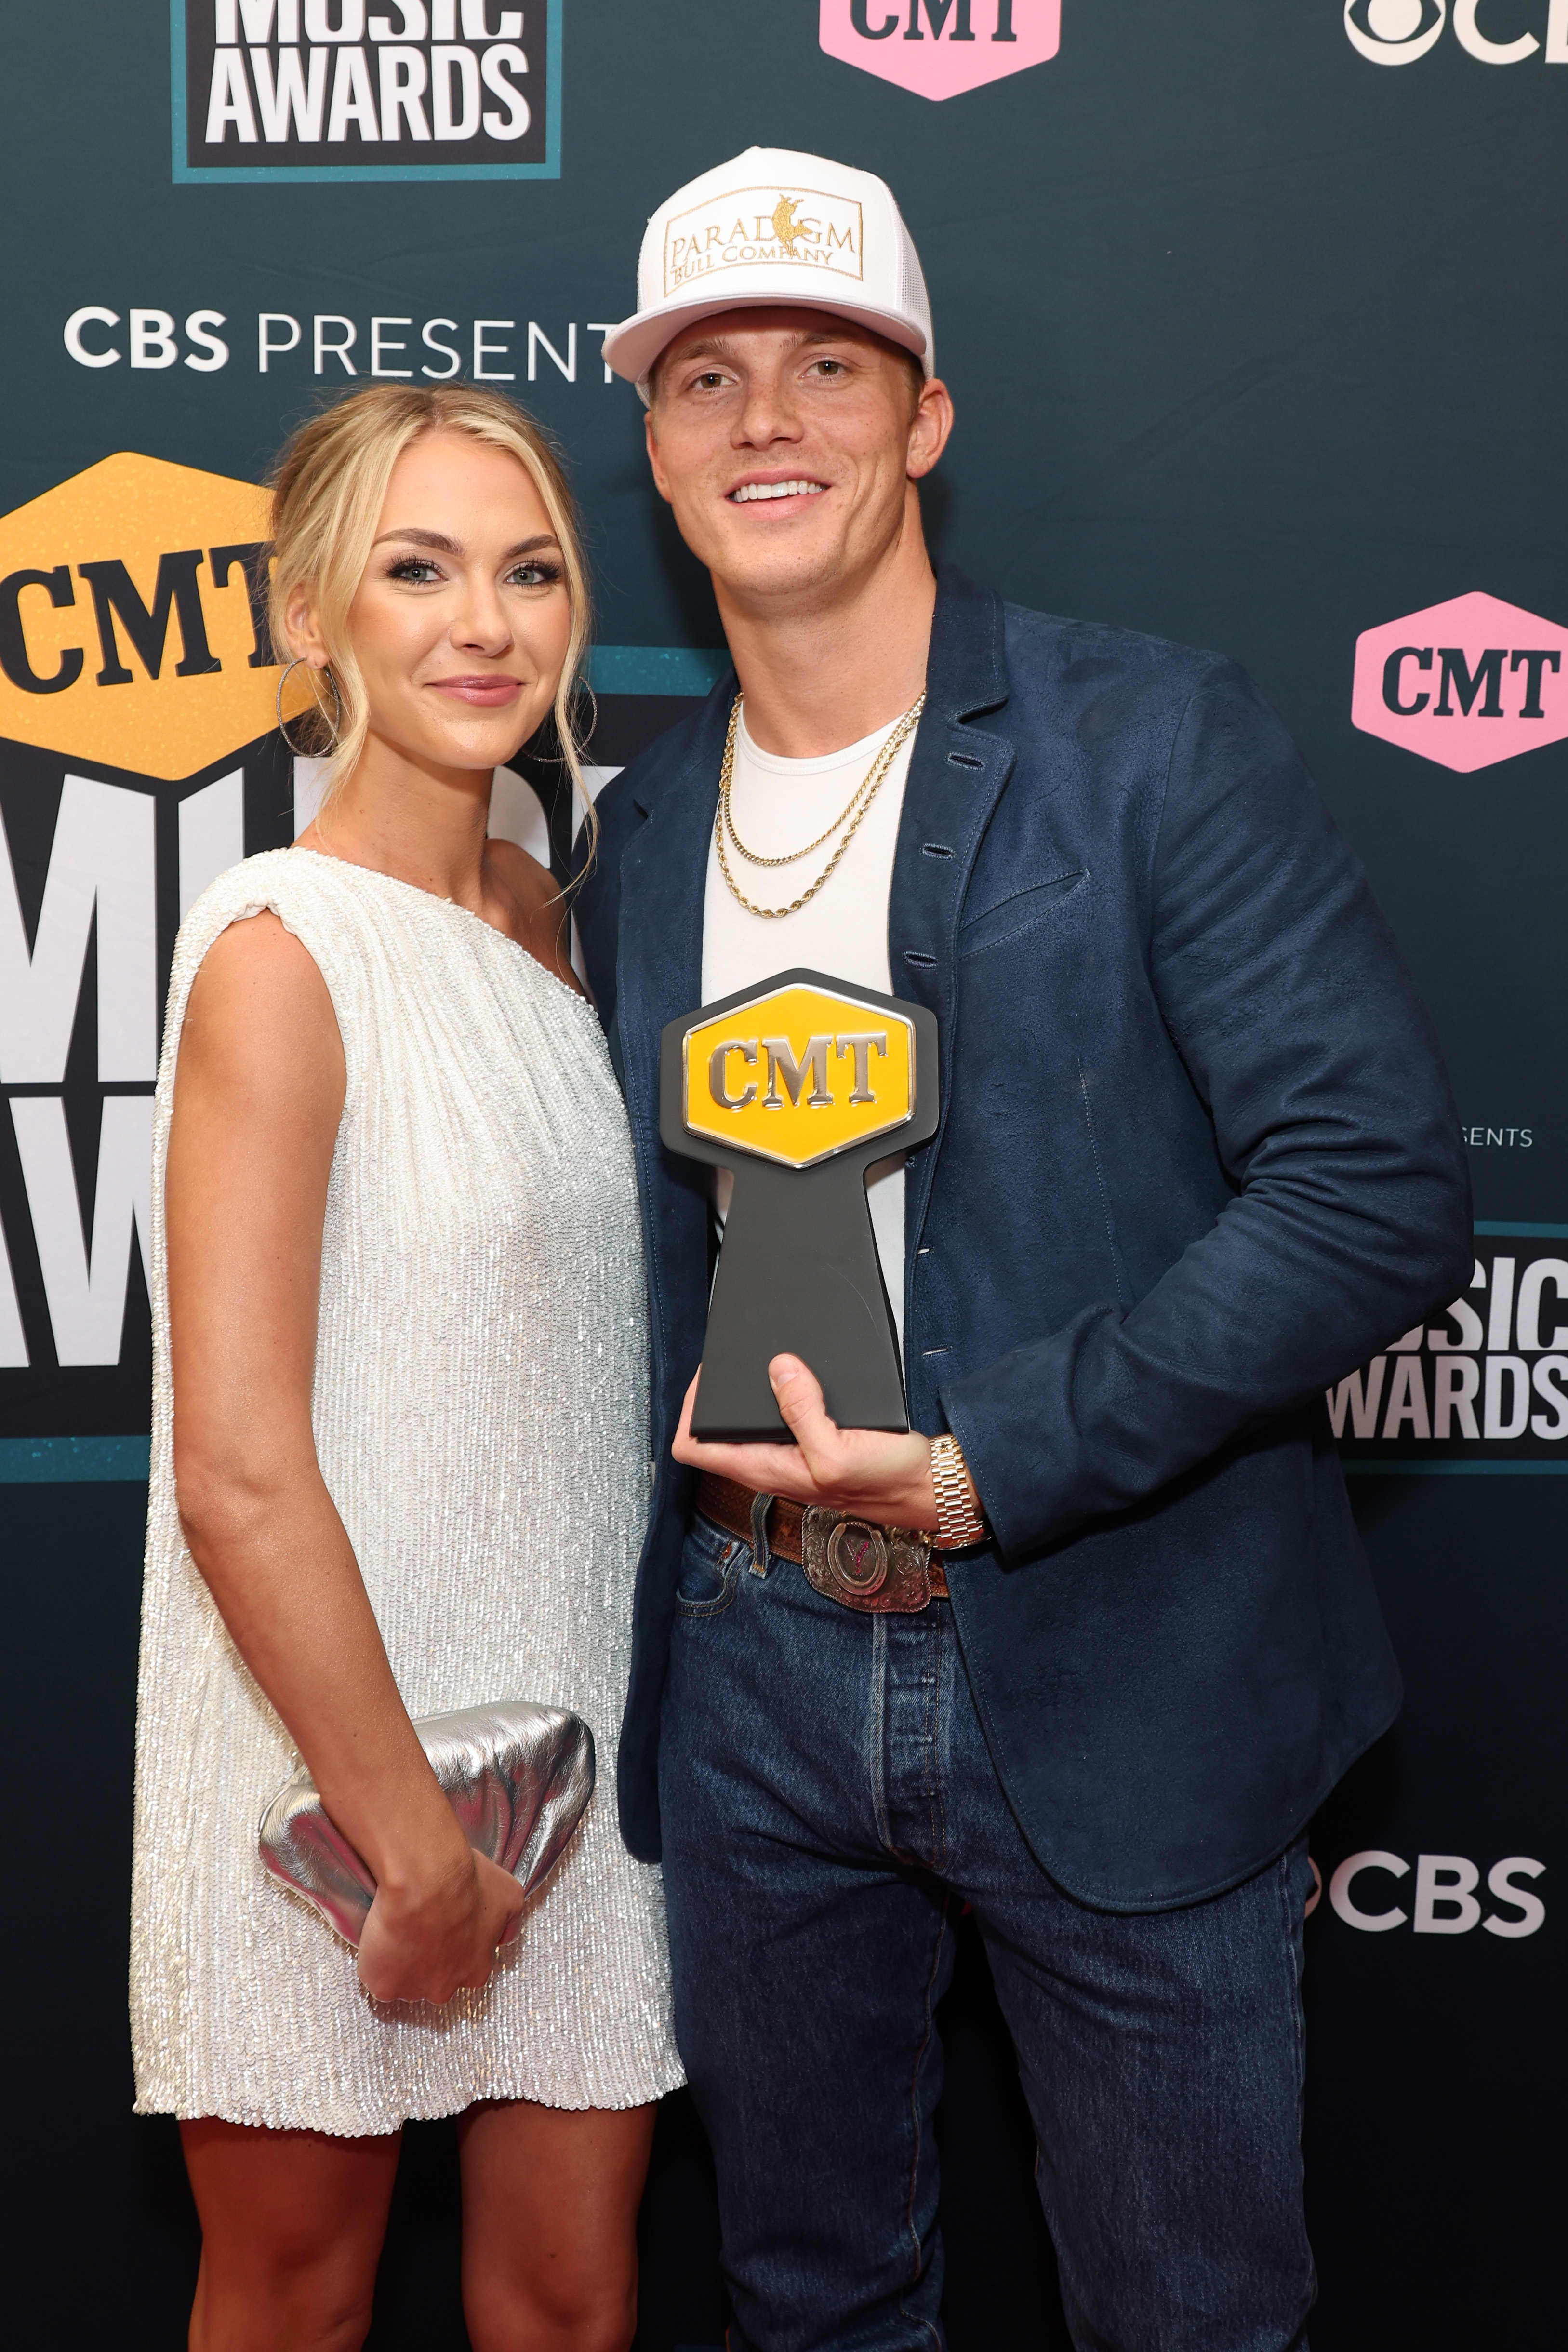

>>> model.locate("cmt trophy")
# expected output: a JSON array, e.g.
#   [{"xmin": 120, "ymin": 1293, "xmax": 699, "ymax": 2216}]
[{"xmin": 660, "ymin": 970, "xmax": 940, "ymax": 1442}]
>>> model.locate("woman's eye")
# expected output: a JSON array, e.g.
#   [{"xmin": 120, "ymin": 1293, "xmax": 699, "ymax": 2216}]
[
  {"xmin": 387, "ymin": 557, "xmax": 441, "ymax": 584},
  {"xmin": 505, "ymin": 561, "xmax": 562, "ymax": 589}
]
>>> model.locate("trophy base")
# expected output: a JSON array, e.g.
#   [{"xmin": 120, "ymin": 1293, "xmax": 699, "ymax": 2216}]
[{"xmin": 690, "ymin": 1162, "xmax": 909, "ymax": 1443}]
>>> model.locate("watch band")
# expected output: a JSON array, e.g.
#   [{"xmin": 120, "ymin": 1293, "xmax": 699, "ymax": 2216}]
[{"xmin": 930, "ymin": 1433, "xmax": 987, "ymax": 1551}]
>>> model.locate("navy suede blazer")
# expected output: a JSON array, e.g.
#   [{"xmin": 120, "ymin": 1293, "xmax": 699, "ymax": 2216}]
[{"xmin": 574, "ymin": 564, "xmax": 1472, "ymax": 1910}]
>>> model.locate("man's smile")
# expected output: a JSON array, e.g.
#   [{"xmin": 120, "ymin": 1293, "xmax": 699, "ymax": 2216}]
[{"xmin": 726, "ymin": 472, "xmax": 828, "ymax": 506}]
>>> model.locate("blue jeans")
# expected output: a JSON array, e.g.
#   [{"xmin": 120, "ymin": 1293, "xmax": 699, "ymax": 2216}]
[{"xmin": 658, "ymin": 1509, "xmax": 1316, "ymax": 2352}]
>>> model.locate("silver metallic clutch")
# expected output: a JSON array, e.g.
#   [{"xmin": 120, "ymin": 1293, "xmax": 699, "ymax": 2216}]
[{"xmin": 257, "ymin": 1701, "xmax": 595, "ymax": 1947}]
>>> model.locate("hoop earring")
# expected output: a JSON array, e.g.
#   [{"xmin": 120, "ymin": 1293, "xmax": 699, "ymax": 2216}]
[{"xmin": 276, "ymin": 658, "xmax": 343, "ymax": 758}]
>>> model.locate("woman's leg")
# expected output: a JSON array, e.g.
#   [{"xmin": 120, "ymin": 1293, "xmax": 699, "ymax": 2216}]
[
  {"xmin": 457, "ymin": 2099, "xmax": 657, "ymax": 2352},
  {"xmin": 180, "ymin": 2117, "xmax": 402, "ymax": 2352}
]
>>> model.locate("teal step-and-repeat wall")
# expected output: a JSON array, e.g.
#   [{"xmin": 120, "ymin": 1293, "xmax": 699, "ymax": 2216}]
[{"xmin": 0, "ymin": 6, "xmax": 1561, "ymax": 2344}]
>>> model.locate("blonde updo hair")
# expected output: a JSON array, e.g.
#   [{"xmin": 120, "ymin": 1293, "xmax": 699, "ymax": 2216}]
[{"xmin": 268, "ymin": 383, "xmax": 593, "ymax": 840}]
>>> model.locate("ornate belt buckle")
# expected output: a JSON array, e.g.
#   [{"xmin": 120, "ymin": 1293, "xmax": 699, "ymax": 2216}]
[{"xmin": 802, "ymin": 1509, "xmax": 935, "ymax": 1614}]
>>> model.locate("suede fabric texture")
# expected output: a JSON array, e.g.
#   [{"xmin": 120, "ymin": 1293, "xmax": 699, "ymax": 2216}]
[{"xmin": 573, "ymin": 565, "xmax": 1472, "ymax": 1911}]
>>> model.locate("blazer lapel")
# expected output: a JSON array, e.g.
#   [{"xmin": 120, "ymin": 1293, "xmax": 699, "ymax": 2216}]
[
  {"xmin": 615, "ymin": 683, "xmax": 736, "ymax": 1446},
  {"xmin": 614, "ymin": 732, "xmax": 723, "ymax": 1139},
  {"xmin": 890, "ymin": 566, "xmax": 1016, "ymax": 1254}
]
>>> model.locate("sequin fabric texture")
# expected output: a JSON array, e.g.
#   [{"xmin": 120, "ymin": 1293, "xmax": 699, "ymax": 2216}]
[{"xmin": 131, "ymin": 850, "xmax": 683, "ymax": 2134}]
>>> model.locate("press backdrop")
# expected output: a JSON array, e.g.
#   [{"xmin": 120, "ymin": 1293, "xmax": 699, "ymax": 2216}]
[{"xmin": 1, "ymin": 6, "xmax": 1562, "ymax": 2346}]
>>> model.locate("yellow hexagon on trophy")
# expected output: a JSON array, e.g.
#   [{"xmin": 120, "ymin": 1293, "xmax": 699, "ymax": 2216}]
[
  {"xmin": 0, "ymin": 452, "xmax": 314, "ymax": 779},
  {"xmin": 682, "ymin": 981, "xmax": 917, "ymax": 1169}
]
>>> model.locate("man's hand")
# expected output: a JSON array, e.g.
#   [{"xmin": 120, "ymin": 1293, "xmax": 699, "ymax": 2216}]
[{"xmin": 671, "ymin": 1354, "xmax": 940, "ymax": 1530}]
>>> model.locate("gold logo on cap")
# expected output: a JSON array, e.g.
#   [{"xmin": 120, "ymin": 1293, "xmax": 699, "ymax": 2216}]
[
  {"xmin": 662, "ymin": 185, "xmax": 865, "ymax": 298},
  {"xmin": 771, "ymin": 195, "xmax": 806, "ymax": 256},
  {"xmin": 681, "ymin": 980, "xmax": 915, "ymax": 1170}
]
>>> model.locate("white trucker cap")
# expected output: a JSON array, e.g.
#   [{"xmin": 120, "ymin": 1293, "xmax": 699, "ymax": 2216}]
[{"xmin": 600, "ymin": 146, "xmax": 934, "ymax": 403}]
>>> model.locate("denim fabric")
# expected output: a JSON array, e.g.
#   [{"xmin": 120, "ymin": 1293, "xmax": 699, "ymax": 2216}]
[{"xmin": 660, "ymin": 1511, "xmax": 1316, "ymax": 2352}]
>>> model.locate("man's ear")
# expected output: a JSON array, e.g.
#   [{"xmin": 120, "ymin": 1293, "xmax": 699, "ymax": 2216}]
[
  {"xmin": 644, "ymin": 407, "xmax": 675, "ymax": 506},
  {"xmin": 907, "ymin": 375, "xmax": 955, "ymax": 483}
]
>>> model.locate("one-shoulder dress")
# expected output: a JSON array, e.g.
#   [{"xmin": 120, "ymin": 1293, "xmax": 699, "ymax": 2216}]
[{"xmin": 130, "ymin": 849, "xmax": 684, "ymax": 2135}]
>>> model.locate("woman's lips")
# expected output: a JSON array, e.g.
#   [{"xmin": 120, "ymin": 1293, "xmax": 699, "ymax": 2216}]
[{"xmin": 428, "ymin": 676, "xmax": 523, "ymax": 706}]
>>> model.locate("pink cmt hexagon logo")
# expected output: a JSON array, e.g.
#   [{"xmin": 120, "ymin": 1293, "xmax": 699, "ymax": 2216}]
[
  {"xmin": 1352, "ymin": 592, "xmax": 1568, "ymax": 774},
  {"xmin": 820, "ymin": 1, "xmax": 1060, "ymax": 102}
]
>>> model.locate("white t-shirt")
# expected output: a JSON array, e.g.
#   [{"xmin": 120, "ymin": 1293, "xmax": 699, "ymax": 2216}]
[{"xmin": 701, "ymin": 708, "xmax": 917, "ymax": 1362}]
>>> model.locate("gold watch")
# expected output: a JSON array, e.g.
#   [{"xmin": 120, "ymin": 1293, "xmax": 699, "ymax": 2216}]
[{"xmin": 929, "ymin": 1434, "xmax": 987, "ymax": 1551}]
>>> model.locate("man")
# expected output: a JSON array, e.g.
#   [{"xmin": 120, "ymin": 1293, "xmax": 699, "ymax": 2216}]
[{"xmin": 576, "ymin": 147, "xmax": 1470, "ymax": 2352}]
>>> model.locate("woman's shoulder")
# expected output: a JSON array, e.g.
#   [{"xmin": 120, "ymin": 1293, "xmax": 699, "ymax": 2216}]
[
  {"xmin": 175, "ymin": 901, "xmax": 345, "ymax": 1098},
  {"xmin": 167, "ymin": 849, "xmax": 383, "ymax": 1054},
  {"xmin": 181, "ymin": 845, "xmax": 361, "ymax": 931},
  {"xmin": 159, "ymin": 852, "xmax": 354, "ymax": 1107},
  {"xmin": 189, "ymin": 896, "xmax": 329, "ymax": 997},
  {"xmin": 176, "ymin": 847, "xmax": 395, "ymax": 980}
]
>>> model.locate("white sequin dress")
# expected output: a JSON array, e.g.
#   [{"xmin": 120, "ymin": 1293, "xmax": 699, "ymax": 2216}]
[{"xmin": 131, "ymin": 849, "xmax": 683, "ymax": 2135}]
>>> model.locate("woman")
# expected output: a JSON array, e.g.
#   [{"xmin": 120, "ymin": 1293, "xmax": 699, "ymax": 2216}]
[{"xmin": 130, "ymin": 384, "xmax": 682, "ymax": 2352}]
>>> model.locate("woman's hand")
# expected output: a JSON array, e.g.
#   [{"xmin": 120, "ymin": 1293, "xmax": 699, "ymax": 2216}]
[
  {"xmin": 357, "ymin": 1840, "xmax": 525, "ymax": 2005},
  {"xmin": 670, "ymin": 1354, "xmax": 941, "ymax": 1530}
]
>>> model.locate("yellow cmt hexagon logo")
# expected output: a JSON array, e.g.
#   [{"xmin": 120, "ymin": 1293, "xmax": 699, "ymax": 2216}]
[
  {"xmin": 0, "ymin": 452, "xmax": 312, "ymax": 780},
  {"xmin": 682, "ymin": 981, "xmax": 917, "ymax": 1170}
]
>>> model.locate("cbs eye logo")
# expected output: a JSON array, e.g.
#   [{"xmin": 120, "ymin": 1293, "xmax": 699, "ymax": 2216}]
[{"xmin": 1344, "ymin": 0, "xmax": 1447, "ymax": 63}]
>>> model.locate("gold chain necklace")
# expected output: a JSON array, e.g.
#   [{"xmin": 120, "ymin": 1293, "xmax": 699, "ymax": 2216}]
[
  {"xmin": 723, "ymin": 702, "xmax": 914, "ymax": 868},
  {"xmin": 714, "ymin": 691, "xmax": 926, "ymax": 920}
]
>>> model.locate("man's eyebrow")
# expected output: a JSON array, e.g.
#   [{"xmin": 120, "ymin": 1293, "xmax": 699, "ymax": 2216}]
[{"xmin": 370, "ymin": 528, "xmax": 560, "ymax": 559}]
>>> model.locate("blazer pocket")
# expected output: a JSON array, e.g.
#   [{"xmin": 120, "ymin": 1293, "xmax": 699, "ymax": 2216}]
[{"xmin": 957, "ymin": 870, "xmax": 1087, "ymax": 959}]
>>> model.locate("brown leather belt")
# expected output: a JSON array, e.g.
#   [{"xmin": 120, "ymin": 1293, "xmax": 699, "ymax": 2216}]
[{"xmin": 696, "ymin": 1472, "xmax": 949, "ymax": 1612}]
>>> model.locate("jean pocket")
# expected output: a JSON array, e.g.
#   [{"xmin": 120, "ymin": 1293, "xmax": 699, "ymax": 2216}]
[{"xmin": 674, "ymin": 1514, "xmax": 744, "ymax": 1617}]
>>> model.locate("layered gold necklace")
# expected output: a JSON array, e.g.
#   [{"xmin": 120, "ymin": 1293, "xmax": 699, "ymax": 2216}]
[{"xmin": 714, "ymin": 690, "xmax": 927, "ymax": 920}]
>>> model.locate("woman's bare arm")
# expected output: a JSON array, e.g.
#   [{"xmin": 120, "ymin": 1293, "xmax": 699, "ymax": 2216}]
[{"xmin": 167, "ymin": 911, "xmax": 522, "ymax": 2001}]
